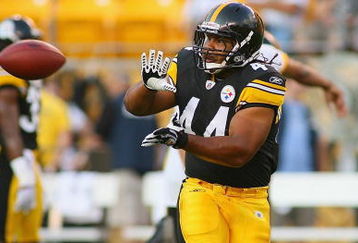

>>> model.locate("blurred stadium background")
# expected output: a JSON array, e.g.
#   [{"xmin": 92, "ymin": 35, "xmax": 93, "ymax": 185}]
[{"xmin": 2, "ymin": 0, "xmax": 358, "ymax": 242}]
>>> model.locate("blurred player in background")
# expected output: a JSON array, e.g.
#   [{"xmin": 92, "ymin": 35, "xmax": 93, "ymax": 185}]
[
  {"xmin": 260, "ymin": 31, "xmax": 347, "ymax": 117},
  {"xmin": 0, "ymin": 15, "xmax": 43, "ymax": 243}
]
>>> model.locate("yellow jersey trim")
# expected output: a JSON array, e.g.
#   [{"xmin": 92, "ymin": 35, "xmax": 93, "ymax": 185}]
[
  {"xmin": 167, "ymin": 60, "xmax": 178, "ymax": 85},
  {"xmin": 280, "ymin": 52, "xmax": 290, "ymax": 74},
  {"xmin": 251, "ymin": 79, "xmax": 286, "ymax": 92},
  {"xmin": 237, "ymin": 81, "xmax": 286, "ymax": 108}
]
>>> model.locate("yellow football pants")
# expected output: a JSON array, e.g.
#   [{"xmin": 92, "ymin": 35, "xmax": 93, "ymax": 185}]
[
  {"xmin": 6, "ymin": 165, "xmax": 43, "ymax": 243},
  {"xmin": 178, "ymin": 177, "xmax": 270, "ymax": 243}
]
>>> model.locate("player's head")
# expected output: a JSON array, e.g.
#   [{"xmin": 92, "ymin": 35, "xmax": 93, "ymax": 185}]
[
  {"xmin": 193, "ymin": 2, "xmax": 264, "ymax": 73},
  {"xmin": 0, "ymin": 15, "xmax": 41, "ymax": 51}
]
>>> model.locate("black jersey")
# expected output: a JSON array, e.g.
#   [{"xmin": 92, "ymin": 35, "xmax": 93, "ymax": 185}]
[
  {"xmin": 167, "ymin": 48, "xmax": 286, "ymax": 188},
  {"xmin": 0, "ymin": 68, "xmax": 41, "ymax": 159}
]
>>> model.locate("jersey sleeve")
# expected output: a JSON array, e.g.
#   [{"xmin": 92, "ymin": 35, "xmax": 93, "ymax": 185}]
[
  {"xmin": 259, "ymin": 44, "xmax": 289, "ymax": 73},
  {"xmin": 236, "ymin": 72, "xmax": 286, "ymax": 110}
]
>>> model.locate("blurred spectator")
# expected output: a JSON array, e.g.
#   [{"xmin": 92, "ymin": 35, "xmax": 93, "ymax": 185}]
[
  {"xmin": 272, "ymin": 79, "xmax": 329, "ymax": 228},
  {"xmin": 259, "ymin": 0, "xmax": 309, "ymax": 52},
  {"xmin": 96, "ymin": 73, "xmax": 158, "ymax": 230},
  {"xmin": 304, "ymin": 52, "xmax": 358, "ymax": 239},
  {"xmin": 54, "ymin": 70, "xmax": 107, "ymax": 172},
  {"xmin": 72, "ymin": 74, "xmax": 108, "ymax": 124},
  {"xmin": 340, "ymin": 0, "xmax": 358, "ymax": 51},
  {"xmin": 37, "ymin": 79, "xmax": 72, "ymax": 171},
  {"xmin": 294, "ymin": 0, "xmax": 338, "ymax": 53},
  {"xmin": 42, "ymin": 72, "xmax": 109, "ymax": 230},
  {"xmin": 278, "ymin": 80, "xmax": 329, "ymax": 172}
]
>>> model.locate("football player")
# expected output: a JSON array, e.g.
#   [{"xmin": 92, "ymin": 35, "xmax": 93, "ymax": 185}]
[
  {"xmin": 144, "ymin": 3, "xmax": 348, "ymax": 241},
  {"xmin": 0, "ymin": 15, "xmax": 43, "ymax": 243},
  {"xmin": 145, "ymin": 28, "xmax": 348, "ymax": 242},
  {"xmin": 125, "ymin": 3, "xmax": 286, "ymax": 242}
]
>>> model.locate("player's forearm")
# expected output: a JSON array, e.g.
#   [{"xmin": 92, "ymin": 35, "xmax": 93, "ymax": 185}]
[
  {"xmin": 183, "ymin": 135, "xmax": 256, "ymax": 168},
  {"xmin": 3, "ymin": 136, "xmax": 23, "ymax": 160},
  {"xmin": 261, "ymin": 2, "xmax": 301, "ymax": 14},
  {"xmin": 286, "ymin": 59, "xmax": 331, "ymax": 89},
  {"xmin": 299, "ymin": 68, "xmax": 330, "ymax": 89},
  {"xmin": 124, "ymin": 82, "xmax": 160, "ymax": 116},
  {"xmin": 0, "ymin": 107, "xmax": 23, "ymax": 160}
]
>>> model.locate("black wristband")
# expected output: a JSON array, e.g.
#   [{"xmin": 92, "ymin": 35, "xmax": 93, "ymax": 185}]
[{"xmin": 173, "ymin": 130, "xmax": 188, "ymax": 149}]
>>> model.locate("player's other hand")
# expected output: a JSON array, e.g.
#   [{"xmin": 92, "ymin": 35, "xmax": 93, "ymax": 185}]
[
  {"xmin": 141, "ymin": 49, "xmax": 176, "ymax": 93},
  {"xmin": 324, "ymin": 83, "xmax": 348, "ymax": 117},
  {"xmin": 10, "ymin": 151, "xmax": 36, "ymax": 212},
  {"xmin": 142, "ymin": 126, "xmax": 188, "ymax": 149},
  {"xmin": 15, "ymin": 186, "xmax": 36, "ymax": 212}
]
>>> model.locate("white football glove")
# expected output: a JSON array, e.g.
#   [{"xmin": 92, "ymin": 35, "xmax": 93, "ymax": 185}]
[
  {"xmin": 14, "ymin": 186, "xmax": 36, "ymax": 212},
  {"xmin": 141, "ymin": 124, "xmax": 188, "ymax": 149},
  {"xmin": 141, "ymin": 49, "xmax": 176, "ymax": 92},
  {"xmin": 10, "ymin": 150, "xmax": 36, "ymax": 212}
]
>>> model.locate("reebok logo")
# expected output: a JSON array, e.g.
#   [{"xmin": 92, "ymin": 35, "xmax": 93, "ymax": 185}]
[
  {"xmin": 269, "ymin": 76, "xmax": 283, "ymax": 85},
  {"xmin": 190, "ymin": 189, "xmax": 206, "ymax": 192}
]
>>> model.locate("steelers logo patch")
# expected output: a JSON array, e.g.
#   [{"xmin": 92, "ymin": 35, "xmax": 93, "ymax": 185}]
[{"xmin": 220, "ymin": 85, "xmax": 235, "ymax": 103}]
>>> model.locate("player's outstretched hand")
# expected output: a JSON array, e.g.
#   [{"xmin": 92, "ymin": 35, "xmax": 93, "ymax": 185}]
[
  {"xmin": 142, "ymin": 127, "xmax": 188, "ymax": 149},
  {"xmin": 141, "ymin": 49, "xmax": 176, "ymax": 92},
  {"xmin": 324, "ymin": 83, "xmax": 348, "ymax": 117}
]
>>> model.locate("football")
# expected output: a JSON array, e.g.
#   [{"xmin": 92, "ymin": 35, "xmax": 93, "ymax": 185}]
[{"xmin": 0, "ymin": 39, "xmax": 66, "ymax": 80}]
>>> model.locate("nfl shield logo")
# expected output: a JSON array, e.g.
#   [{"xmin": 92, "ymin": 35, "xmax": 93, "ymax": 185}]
[{"xmin": 205, "ymin": 80, "xmax": 215, "ymax": 90}]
